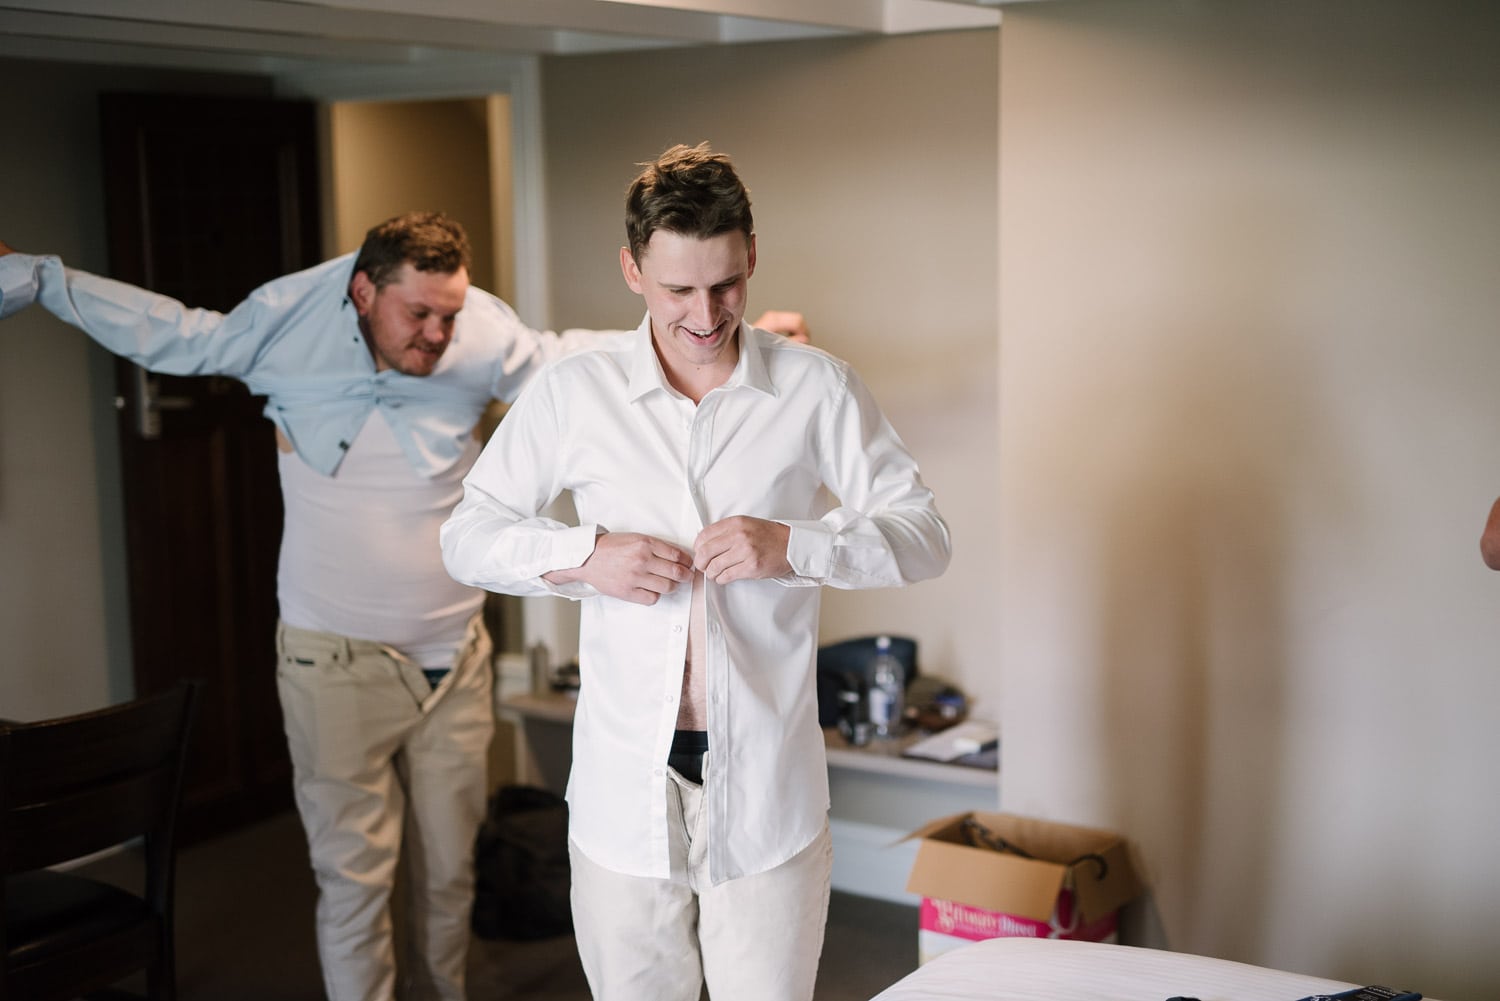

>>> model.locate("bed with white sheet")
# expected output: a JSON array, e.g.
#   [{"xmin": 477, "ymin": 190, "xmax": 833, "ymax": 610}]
[{"xmin": 869, "ymin": 939, "xmax": 1439, "ymax": 1001}]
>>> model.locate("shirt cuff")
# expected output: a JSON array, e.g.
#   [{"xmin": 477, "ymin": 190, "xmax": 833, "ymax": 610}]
[
  {"xmin": 783, "ymin": 521, "xmax": 833, "ymax": 582},
  {"xmin": 538, "ymin": 523, "xmax": 603, "ymax": 599},
  {"xmin": 0, "ymin": 253, "xmax": 40, "ymax": 321}
]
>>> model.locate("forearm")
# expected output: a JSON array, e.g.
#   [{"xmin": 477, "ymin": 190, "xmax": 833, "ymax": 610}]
[
  {"xmin": 783, "ymin": 504, "xmax": 951, "ymax": 589},
  {"xmin": 440, "ymin": 492, "xmax": 600, "ymax": 597},
  {"xmin": 1, "ymin": 252, "xmax": 249, "ymax": 375}
]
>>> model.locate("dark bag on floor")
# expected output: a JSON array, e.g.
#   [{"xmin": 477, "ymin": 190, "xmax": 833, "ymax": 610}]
[{"xmin": 471, "ymin": 784, "xmax": 573, "ymax": 941}]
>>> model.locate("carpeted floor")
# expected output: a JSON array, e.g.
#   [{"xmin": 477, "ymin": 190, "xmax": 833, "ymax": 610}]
[{"xmin": 81, "ymin": 809, "xmax": 919, "ymax": 1000}]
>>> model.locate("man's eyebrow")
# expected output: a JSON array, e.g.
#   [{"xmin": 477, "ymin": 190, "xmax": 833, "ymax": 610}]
[{"xmin": 659, "ymin": 272, "xmax": 747, "ymax": 289}]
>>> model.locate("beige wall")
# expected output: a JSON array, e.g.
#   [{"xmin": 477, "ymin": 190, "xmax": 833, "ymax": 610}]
[
  {"xmin": 327, "ymin": 98, "xmax": 497, "ymax": 283},
  {"xmin": 998, "ymin": 3, "xmax": 1500, "ymax": 997},
  {"xmin": 540, "ymin": 30, "xmax": 1002, "ymax": 714},
  {"xmin": 0, "ymin": 59, "xmax": 272, "ymax": 719}
]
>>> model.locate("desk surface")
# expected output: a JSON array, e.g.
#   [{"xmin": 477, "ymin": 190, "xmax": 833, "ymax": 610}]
[
  {"xmin": 499, "ymin": 690, "xmax": 579, "ymax": 725},
  {"xmin": 499, "ymin": 691, "xmax": 996, "ymax": 789},
  {"xmin": 823, "ymin": 728, "xmax": 997, "ymax": 788}
]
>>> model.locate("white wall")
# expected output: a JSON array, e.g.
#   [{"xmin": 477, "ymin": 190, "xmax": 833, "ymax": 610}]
[
  {"xmin": 998, "ymin": 3, "xmax": 1500, "ymax": 998},
  {"xmin": 538, "ymin": 30, "xmax": 1002, "ymax": 715}
]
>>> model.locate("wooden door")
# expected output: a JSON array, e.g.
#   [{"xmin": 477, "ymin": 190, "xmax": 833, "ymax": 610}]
[{"xmin": 99, "ymin": 92, "xmax": 321, "ymax": 842}]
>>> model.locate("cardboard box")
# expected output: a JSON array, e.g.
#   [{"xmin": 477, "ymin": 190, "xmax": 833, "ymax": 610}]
[{"xmin": 903, "ymin": 811, "xmax": 1143, "ymax": 964}]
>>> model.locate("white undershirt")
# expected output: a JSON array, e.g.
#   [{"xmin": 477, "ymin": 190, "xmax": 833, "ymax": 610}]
[{"xmin": 277, "ymin": 409, "xmax": 482, "ymax": 667}]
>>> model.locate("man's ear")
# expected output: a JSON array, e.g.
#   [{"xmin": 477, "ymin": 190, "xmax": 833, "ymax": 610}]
[
  {"xmin": 349, "ymin": 270, "xmax": 377, "ymax": 315},
  {"xmin": 747, "ymin": 233, "xmax": 757, "ymax": 280},
  {"xmin": 620, "ymin": 247, "xmax": 644, "ymax": 294}
]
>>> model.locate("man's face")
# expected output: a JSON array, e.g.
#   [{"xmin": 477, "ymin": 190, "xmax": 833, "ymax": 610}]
[
  {"xmin": 350, "ymin": 262, "xmax": 469, "ymax": 376},
  {"xmin": 622, "ymin": 229, "xmax": 755, "ymax": 392}
]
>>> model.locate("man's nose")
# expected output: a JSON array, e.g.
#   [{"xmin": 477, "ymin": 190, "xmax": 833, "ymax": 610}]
[
  {"xmin": 687, "ymin": 291, "xmax": 715, "ymax": 328},
  {"xmin": 422, "ymin": 318, "xmax": 450, "ymax": 342}
]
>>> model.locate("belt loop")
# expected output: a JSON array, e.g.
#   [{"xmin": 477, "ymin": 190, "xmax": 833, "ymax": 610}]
[{"xmin": 337, "ymin": 635, "xmax": 352, "ymax": 664}]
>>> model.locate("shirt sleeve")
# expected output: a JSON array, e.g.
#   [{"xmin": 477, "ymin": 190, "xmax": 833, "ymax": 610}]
[
  {"xmin": 3, "ymin": 252, "xmax": 273, "ymax": 378},
  {"xmin": 441, "ymin": 366, "xmax": 602, "ymax": 598},
  {"xmin": 0, "ymin": 253, "xmax": 39, "ymax": 320},
  {"xmin": 463, "ymin": 289, "xmax": 630, "ymax": 405},
  {"xmin": 780, "ymin": 365, "xmax": 952, "ymax": 589}
]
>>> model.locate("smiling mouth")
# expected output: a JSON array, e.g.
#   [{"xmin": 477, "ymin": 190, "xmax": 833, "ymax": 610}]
[{"xmin": 686, "ymin": 324, "xmax": 720, "ymax": 341}]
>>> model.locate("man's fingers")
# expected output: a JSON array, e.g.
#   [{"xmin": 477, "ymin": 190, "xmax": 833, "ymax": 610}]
[
  {"xmin": 623, "ymin": 587, "xmax": 663, "ymax": 606},
  {"xmin": 654, "ymin": 545, "xmax": 693, "ymax": 570},
  {"xmin": 583, "ymin": 531, "xmax": 694, "ymax": 602},
  {"xmin": 693, "ymin": 516, "xmax": 792, "ymax": 583}
]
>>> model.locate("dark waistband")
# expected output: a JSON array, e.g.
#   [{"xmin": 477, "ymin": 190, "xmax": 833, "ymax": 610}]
[{"xmin": 667, "ymin": 729, "xmax": 709, "ymax": 785}]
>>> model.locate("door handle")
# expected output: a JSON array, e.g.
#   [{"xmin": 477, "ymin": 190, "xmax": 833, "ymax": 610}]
[{"xmin": 115, "ymin": 365, "xmax": 194, "ymax": 440}]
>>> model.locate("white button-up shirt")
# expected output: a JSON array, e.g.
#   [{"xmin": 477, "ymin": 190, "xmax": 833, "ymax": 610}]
[{"xmin": 441, "ymin": 318, "xmax": 951, "ymax": 883}]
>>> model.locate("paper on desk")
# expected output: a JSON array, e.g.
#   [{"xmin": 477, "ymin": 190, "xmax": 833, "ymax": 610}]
[{"xmin": 903, "ymin": 720, "xmax": 999, "ymax": 762}]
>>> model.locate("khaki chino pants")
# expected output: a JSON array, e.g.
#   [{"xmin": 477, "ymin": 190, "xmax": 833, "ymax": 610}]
[
  {"xmin": 569, "ymin": 758, "xmax": 833, "ymax": 1001},
  {"xmin": 276, "ymin": 617, "xmax": 494, "ymax": 1001}
]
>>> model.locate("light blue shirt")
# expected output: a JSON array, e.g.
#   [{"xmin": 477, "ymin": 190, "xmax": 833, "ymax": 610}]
[{"xmin": 0, "ymin": 250, "xmax": 585, "ymax": 478}]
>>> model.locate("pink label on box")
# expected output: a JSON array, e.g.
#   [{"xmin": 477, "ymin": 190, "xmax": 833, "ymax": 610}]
[
  {"xmin": 919, "ymin": 890, "xmax": 1118, "ymax": 943},
  {"xmin": 921, "ymin": 897, "xmax": 1050, "ymax": 940}
]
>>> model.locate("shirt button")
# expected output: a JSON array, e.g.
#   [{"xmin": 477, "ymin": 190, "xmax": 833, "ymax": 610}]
[
  {"xmin": 673, "ymin": 625, "xmax": 683, "ymax": 633},
  {"xmin": 665, "ymin": 694, "xmax": 675, "ymax": 704},
  {"xmin": 653, "ymin": 767, "xmax": 664, "ymax": 777}
]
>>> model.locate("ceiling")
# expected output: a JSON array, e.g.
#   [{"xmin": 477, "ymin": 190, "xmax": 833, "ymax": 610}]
[{"xmin": 0, "ymin": 1, "xmax": 1023, "ymax": 80}]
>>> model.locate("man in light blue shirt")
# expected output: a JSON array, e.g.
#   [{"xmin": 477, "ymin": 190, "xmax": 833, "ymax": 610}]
[{"xmin": 0, "ymin": 213, "xmax": 805, "ymax": 1001}]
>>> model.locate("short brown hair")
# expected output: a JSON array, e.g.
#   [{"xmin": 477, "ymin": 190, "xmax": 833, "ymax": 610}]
[
  {"xmin": 352, "ymin": 211, "xmax": 471, "ymax": 288},
  {"xmin": 624, "ymin": 142, "xmax": 753, "ymax": 263}
]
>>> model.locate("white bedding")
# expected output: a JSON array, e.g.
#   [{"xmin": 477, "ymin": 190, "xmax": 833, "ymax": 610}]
[{"xmin": 869, "ymin": 939, "xmax": 1440, "ymax": 1001}]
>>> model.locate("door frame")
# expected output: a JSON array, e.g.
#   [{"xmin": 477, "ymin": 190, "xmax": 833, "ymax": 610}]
[{"xmin": 273, "ymin": 55, "xmax": 550, "ymax": 328}]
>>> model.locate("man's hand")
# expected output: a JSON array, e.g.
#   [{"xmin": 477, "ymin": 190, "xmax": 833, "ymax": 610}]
[
  {"xmin": 545, "ymin": 531, "xmax": 693, "ymax": 605},
  {"xmin": 751, "ymin": 310, "xmax": 811, "ymax": 344},
  {"xmin": 694, "ymin": 516, "xmax": 792, "ymax": 584}
]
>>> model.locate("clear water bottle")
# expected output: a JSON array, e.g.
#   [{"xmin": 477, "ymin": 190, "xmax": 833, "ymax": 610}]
[{"xmin": 867, "ymin": 635, "xmax": 905, "ymax": 740}]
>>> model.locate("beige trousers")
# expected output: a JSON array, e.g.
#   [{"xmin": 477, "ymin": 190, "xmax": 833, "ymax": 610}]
[
  {"xmin": 276, "ymin": 617, "xmax": 494, "ymax": 1001},
  {"xmin": 569, "ymin": 759, "xmax": 833, "ymax": 1001}
]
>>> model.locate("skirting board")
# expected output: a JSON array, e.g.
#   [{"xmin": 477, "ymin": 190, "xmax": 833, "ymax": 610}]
[{"xmin": 830, "ymin": 818, "xmax": 921, "ymax": 905}]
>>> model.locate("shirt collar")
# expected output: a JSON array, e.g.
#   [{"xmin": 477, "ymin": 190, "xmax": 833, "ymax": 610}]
[{"xmin": 625, "ymin": 314, "xmax": 777, "ymax": 403}]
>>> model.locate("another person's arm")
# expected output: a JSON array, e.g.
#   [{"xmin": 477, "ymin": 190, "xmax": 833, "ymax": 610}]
[
  {"xmin": 751, "ymin": 309, "xmax": 811, "ymax": 344},
  {"xmin": 1482, "ymin": 496, "xmax": 1500, "ymax": 570},
  {"xmin": 0, "ymin": 239, "xmax": 268, "ymax": 378}
]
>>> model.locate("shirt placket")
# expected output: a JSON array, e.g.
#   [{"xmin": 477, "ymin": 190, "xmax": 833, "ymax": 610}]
[
  {"xmin": 648, "ymin": 395, "xmax": 701, "ymax": 874},
  {"xmin": 681, "ymin": 394, "xmax": 713, "ymax": 731},
  {"xmin": 686, "ymin": 391, "xmax": 733, "ymax": 882}
]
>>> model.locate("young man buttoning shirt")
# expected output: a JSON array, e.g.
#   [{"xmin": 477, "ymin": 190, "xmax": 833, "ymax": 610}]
[{"xmin": 440, "ymin": 143, "xmax": 951, "ymax": 1001}]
